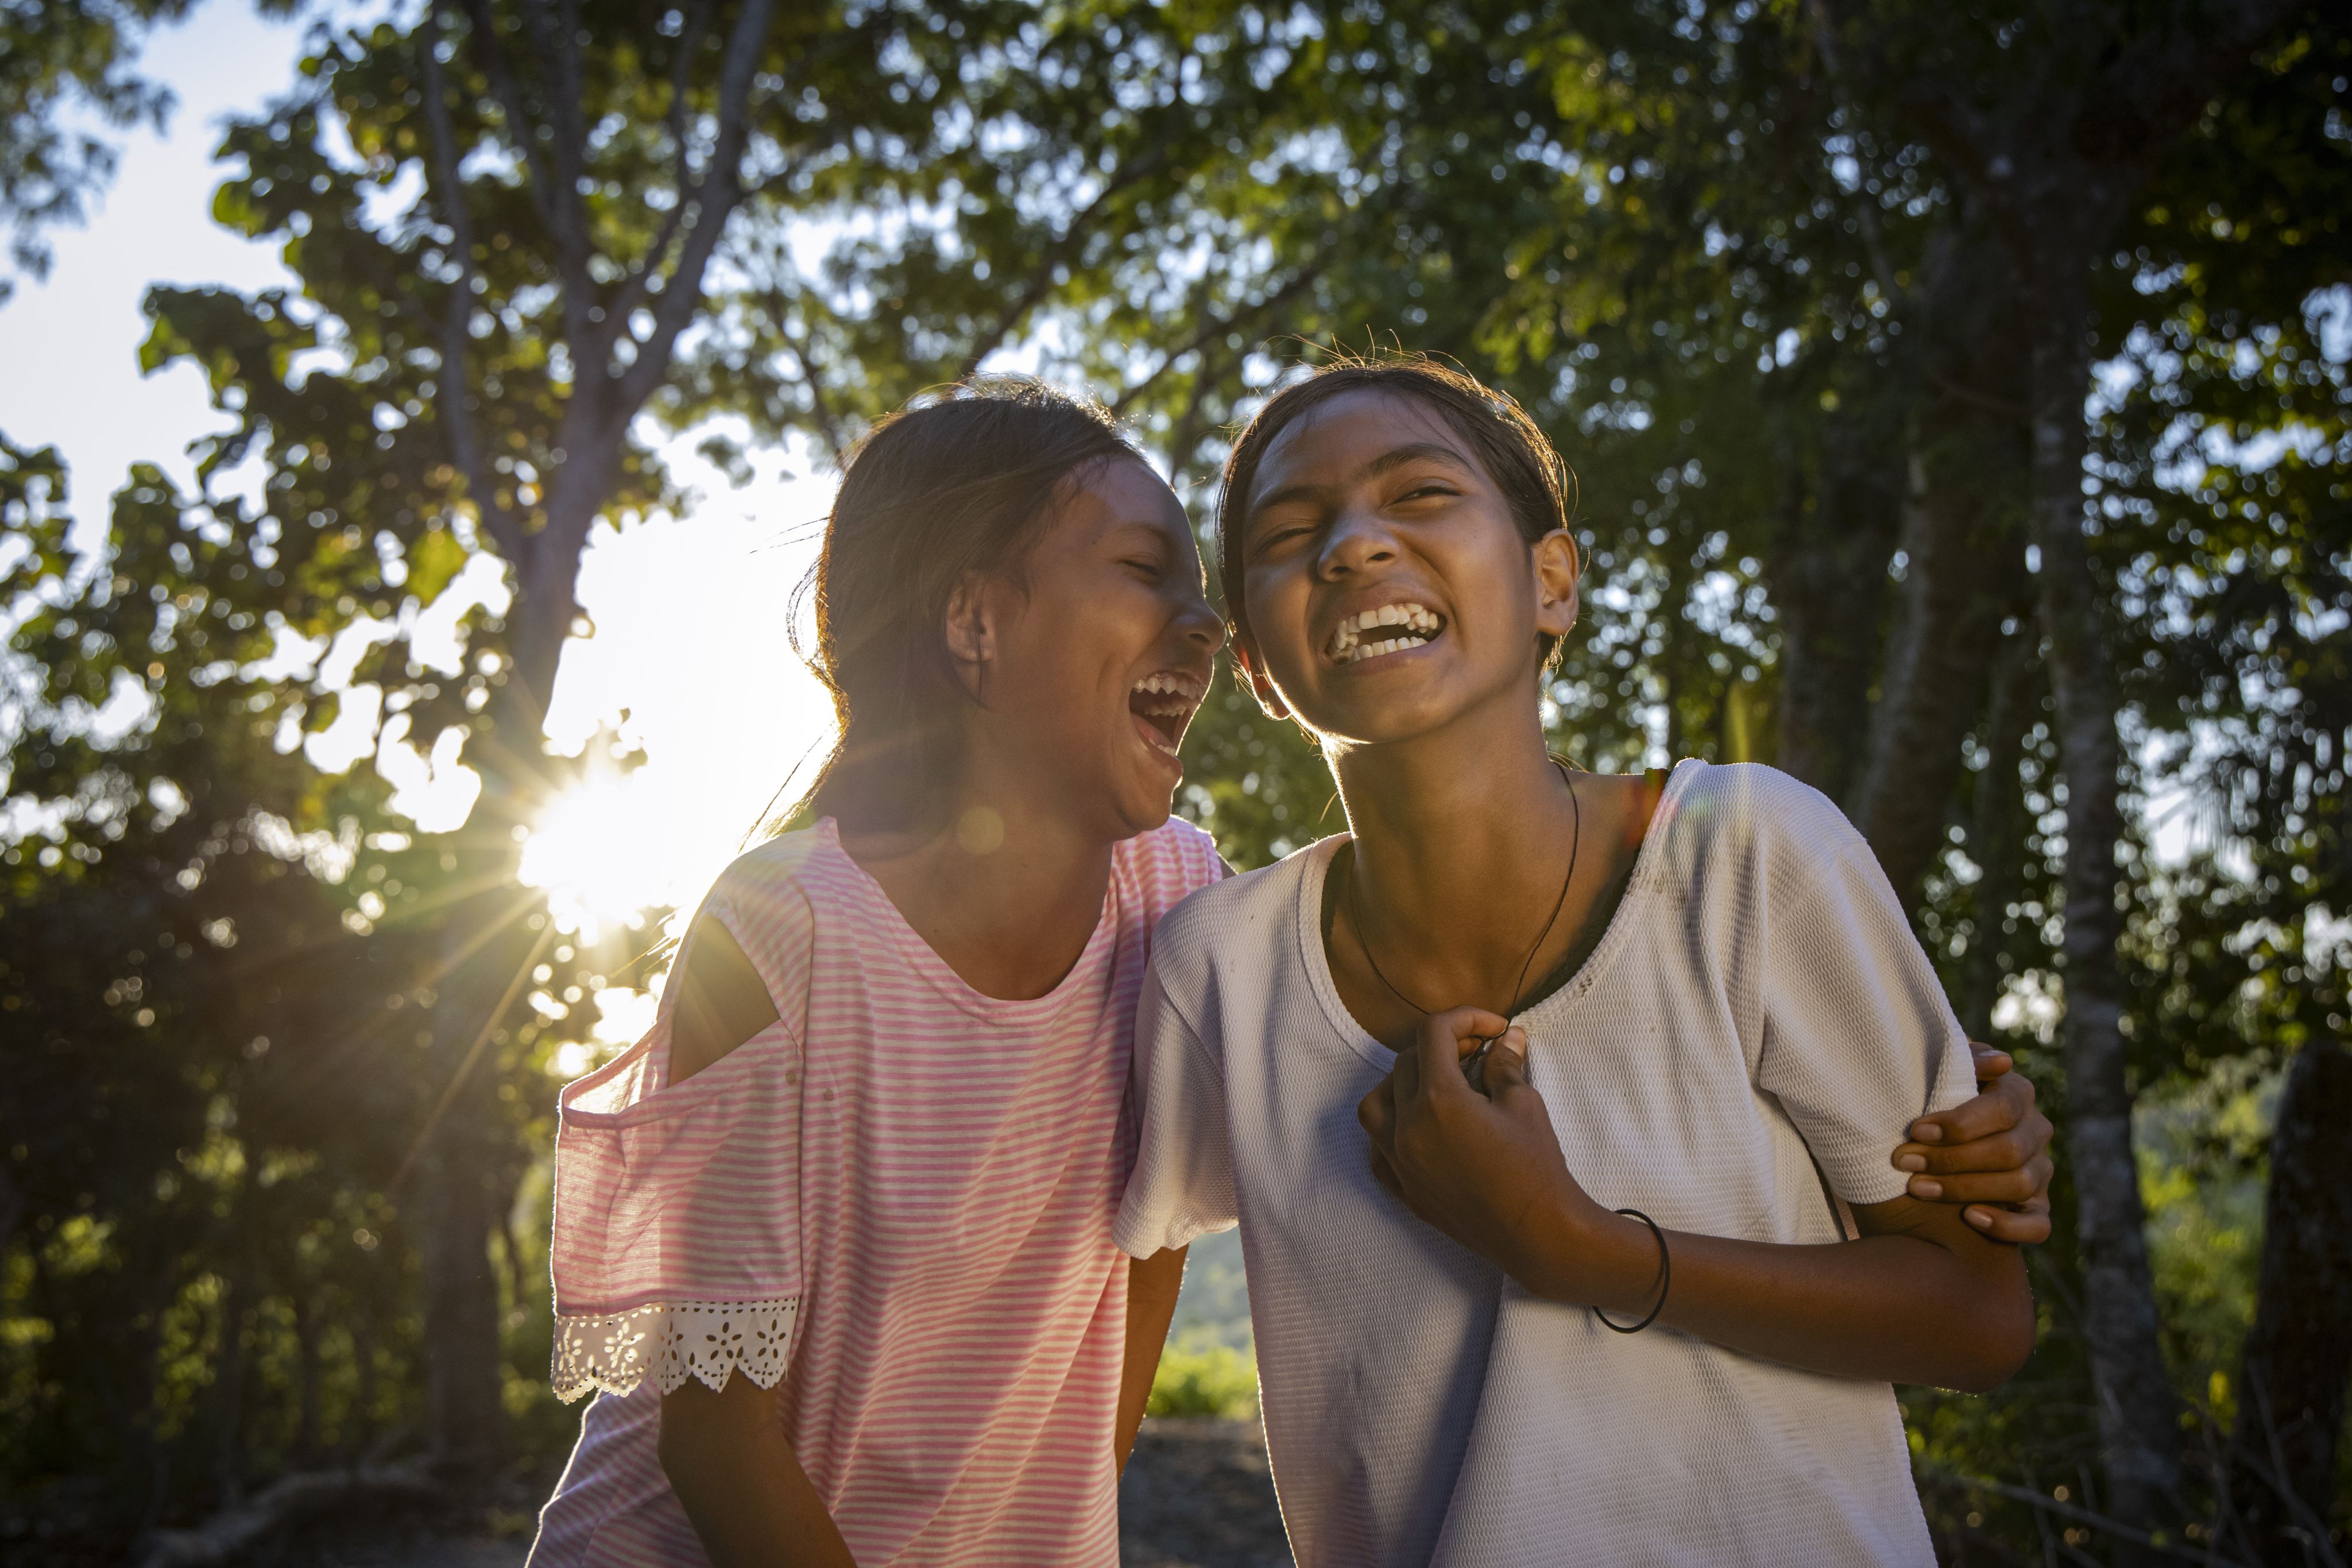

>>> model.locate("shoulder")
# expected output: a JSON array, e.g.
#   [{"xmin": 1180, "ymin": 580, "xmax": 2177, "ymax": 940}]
[
  {"xmin": 1115, "ymin": 813, "xmax": 1229, "ymax": 908},
  {"xmin": 703, "ymin": 828, "xmax": 826, "ymax": 931},
  {"xmin": 1148, "ymin": 839, "xmax": 1320, "ymax": 980},
  {"xmin": 716, "ymin": 826, "xmax": 829, "ymax": 895},
  {"xmin": 1653, "ymin": 761, "xmax": 1862, "ymax": 869}
]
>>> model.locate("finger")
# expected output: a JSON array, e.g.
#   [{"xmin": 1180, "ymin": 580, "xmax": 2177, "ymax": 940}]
[
  {"xmin": 1969, "ymin": 1043, "xmax": 2014, "ymax": 1083},
  {"xmin": 1907, "ymin": 1073, "xmax": 2029, "ymax": 1144},
  {"xmin": 1369, "ymin": 1148, "xmax": 1405, "ymax": 1203},
  {"xmin": 1390, "ymin": 1042, "xmax": 1421, "ymax": 1102},
  {"xmin": 1893, "ymin": 1125, "xmax": 2037, "ymax": 1176},
  {"xmin": 1358, "ymin": 1081, "xmax": 1396, "ymax": 1144},
  {"xmin": 1418, "ymin": 1005, "xmax": 1510, "ymax": 1094},
  {"xmin": 1908, "ymin": 1167, "xmax": 2044, "ymax": 1205},
  {"xmin": 1481, "ymin": 1027, "xmax": 1533, "ymax": 1094},
  {"xmin": 1963, "ymin": 1196, "xmax": 2051, "ymax": 1245}
]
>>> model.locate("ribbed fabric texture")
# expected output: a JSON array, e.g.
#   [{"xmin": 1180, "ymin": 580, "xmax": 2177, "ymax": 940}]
[
  {"xmin": 532, "ymin": 814, "xmax": 1224, "ymax": 1568},
  {"xmin": 1117, "ymin": 761, "xmax": 1971, "ymax": 1568}
]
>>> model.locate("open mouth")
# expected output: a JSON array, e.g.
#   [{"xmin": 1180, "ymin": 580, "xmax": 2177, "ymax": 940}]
[
  {"xmin": 1129, "ymin": 671, "xmax": 1205, "ymax": 759},
  {"xmin": 1326, "ymin": 602, "xmax": 1445, "ymax": 665}
]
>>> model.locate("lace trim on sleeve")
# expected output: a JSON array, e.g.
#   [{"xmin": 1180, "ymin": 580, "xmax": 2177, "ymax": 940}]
[{"xmin": 550, "ymin": 1297, "xmax": 799, "ymax": 1404}]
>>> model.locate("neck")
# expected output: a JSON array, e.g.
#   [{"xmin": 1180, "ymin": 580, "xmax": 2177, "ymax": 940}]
[
  {"xmin": 835, "ymin": 738, "xmax": 1117, "ymax": 1001},
  {"xmin": 1330, "ymin": 684, "xmax": 1575, "ymax": 917}
]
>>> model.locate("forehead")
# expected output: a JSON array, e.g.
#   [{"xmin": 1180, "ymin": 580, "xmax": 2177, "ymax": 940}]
[
  {"xmin": 1051, "ymin": 455, "xmax": 1195, "ymax": 551},
  {"xmin": 1247, "ymin": 388, "xmax": 1487, "ymax": 509}
]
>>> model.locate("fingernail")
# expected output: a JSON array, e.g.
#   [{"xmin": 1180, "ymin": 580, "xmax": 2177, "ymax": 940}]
[
  {"xmin": 1910, "ymin": 1123, "xmax": 1944, "ymax": 1143},
  {"xmin": 1910, "ymin": 1178, "xmax": 1944, "ymax": 1199},
  {"xmin": 1895, "ymin": 1153, "xmax": 1927, "ymax": 1173},
  {"xmin": 1964, "ymin": 1207, "xmax": 1994, "ymax": 1228},
  {"xmin": 1504, "ymin": 1028, "xmax": 1527, "ymax": 1048}
]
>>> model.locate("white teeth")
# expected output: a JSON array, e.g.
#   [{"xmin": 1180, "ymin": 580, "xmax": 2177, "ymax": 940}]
[
  {"xmin": 1327, "ymin": 603, "xmax": 1442, "ymax": 657},
  {"xmin": 1130, "ymin": 672, "xmax": 1203, "ymax": 700},
  {"xmin": 1336, "ymin": 634, "xmax": 1432, "ymax": 665}
]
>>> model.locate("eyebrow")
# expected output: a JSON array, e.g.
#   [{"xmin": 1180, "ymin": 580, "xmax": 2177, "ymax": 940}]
[{"xmin": 1247, "ymin": 442, "xmax": 1479, "ymax": 524}]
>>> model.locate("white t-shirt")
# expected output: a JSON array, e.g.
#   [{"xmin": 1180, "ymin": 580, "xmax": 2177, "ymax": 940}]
[{"xmin": 1116, "ymin": 761, "xmax": 1973, "ymax": 1568}]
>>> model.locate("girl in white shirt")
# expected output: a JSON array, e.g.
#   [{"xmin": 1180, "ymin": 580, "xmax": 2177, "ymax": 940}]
[{"xmin": 1116, "ymin": 354, "xmax": 2041, "ymax": 1566}]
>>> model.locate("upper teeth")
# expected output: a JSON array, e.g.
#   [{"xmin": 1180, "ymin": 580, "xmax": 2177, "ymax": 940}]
[
  {"xmin": 1329, "ymin": 603, "xmax": 1442, "ymax": 663},
  {"xmin": 1131, "ymin": 672, "xmax": 1204, "ymax": 700}
]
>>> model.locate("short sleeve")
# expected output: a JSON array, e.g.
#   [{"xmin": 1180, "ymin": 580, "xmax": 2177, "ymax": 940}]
[
  {"xmin": 1114, "ymin": 960, "xmax": 1239, "ymax": 1258},
  {"xmin": 1750, "ymin": 780, "xmax": 1974, "ymax": 1206},
  {"xmin": 545, "ymin": 869, "xmax": 813, "ymax": 1404}
]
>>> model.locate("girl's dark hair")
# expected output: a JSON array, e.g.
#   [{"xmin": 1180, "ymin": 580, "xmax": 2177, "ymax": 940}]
[
  {"xmin": 1214, "ymin": 351, "xmax": 1578, "ymax": 682},
  {"xmin": 792, "ymin": 377, "xmax": 1143, "ymax": 832}
]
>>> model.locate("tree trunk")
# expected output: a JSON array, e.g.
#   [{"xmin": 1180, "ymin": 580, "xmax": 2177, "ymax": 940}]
[
  {"xmin": 1962, "ymin": 633, "xmax": 2037, "ymax": 1041},
  {"xmin": 1767, "ymin": 415, "xmax": 1904, "ymax": 800},
  {"xmin": 1848, "ymin": 220, "xmax": 2031, "ymax": 899},
  {"xmin": 293, "ymin": 1291, "xmax": 323, "ymax": 1462},
  {"xmin": 211, "ymin": 1272, "xmax": 253, "ymax": 1507},
  {"xmin": 2024, "ymin": 255, "xmax": 2180, "ymax": 1527},
  {"xmin": 416, "ymin": 520, "xmax": 587, "ymax": 1474},
  {"xmin": 0, "ymin": 1163, "xmax": 22, "ymax": 1264},
  {"xmin": 2230, "ymin": 1037, "xmax": 2352, "ymax": 1562}
]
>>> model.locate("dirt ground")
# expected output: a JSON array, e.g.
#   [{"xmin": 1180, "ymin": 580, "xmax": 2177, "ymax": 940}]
[{"xmin": 258, "ymin": 1415, "xmax": 1288, "ymax": 1568}]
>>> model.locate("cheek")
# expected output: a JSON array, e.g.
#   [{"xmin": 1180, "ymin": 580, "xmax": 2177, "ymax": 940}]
[
  {"xmin": 1242, "ymin": 569, "xmax": 1312, "ymax": 663},
  {"xmin": 998, "ymin": 576, "xmax": 1150, "ymax": 719}
]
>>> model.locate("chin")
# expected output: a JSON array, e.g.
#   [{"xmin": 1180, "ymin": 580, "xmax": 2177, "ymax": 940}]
[{"xmin": 1111, "ymin": 780, "xmax": 1179, "ymax": 839}]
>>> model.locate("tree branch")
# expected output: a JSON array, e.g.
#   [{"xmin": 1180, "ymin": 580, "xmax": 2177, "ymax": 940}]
[
  {"xmin": 506, "ymin": 0, "xmax": 601, "ymax": 353},
  {"xmin": 449, "ymin": 0, "xmax": 553, "ymax": 230},
  {"xmin": 603, "ymin": 0, "xmax": 716, "ymax": 329},
  {"xmin": 416, "ymin": 4, "xmax": 526, "ymax": 564},
  {"xmin": 1111, "ymin": 268, "xmax": 1319, "ymax": 419},
  {"xmin": 955, "ymin": 135, "xmax": 1178, "ymax": 378},
  {"xmin": 612, "ymin": 0, "xmax": 778, "ymax": 416},
  {"xmin": 765, "ymin": 284, "xmax": 848, "ymax": 458}
]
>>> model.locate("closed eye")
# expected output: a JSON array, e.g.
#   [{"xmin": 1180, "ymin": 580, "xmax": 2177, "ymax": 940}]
[{"xmin": 1249, "ymin": 521, "xmax": 1317, "ymax": 557}]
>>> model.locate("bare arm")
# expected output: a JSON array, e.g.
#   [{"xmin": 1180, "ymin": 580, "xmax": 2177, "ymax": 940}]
[
  {"xmin": 1535, "ymin": 1186, "xmax": 2030, "ymax": 1391},
  {"xmin": 1363, "ymin": 1009, "xmax": 2035, "ymax": 1393},
  {"xmin": 1118, "ymin": 1247, "xmax": 1187, "ymax": 1472},
  {"xmin": 669, "ymin": 917, "xmax": 782, "ymax": 1083},
  {"xmin": 657, "ymin": 920, "xmax": 853, "ymax": 1562},
  {"xmin": 660, "ymin": 1377, "xmax": 856, "ymax": 1568}
]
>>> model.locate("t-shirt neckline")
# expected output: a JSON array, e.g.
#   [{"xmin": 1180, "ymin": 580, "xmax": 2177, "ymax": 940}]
[
  {"xmin": 813, "ymin": 816, "xmax": 1122, "ymax": 1023},
  {"xmin": 1293, "ymin": 758, "xmax": 1705, "ymax": 1070}
]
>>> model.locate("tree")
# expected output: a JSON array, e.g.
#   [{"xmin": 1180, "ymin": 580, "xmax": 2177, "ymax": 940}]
[
  {"xmin": 1825, "ymin": 0, "xmax": 2313, "ymax": 1530},
  {"xmin": 137, "ymin": 0, "xmax": 810, "ymax": 1468}
]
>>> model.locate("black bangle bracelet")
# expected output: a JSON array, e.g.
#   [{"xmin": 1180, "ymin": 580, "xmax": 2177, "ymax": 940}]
[{"xmin": 1591, "ymin": 1208, "xmax": 1670, "ymax": 1334}]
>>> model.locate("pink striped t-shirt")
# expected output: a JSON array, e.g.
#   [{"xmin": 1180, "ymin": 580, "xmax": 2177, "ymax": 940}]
[{"xmin": 529, "ymin": 814, "xmax": 1223, "ymax": 1567}]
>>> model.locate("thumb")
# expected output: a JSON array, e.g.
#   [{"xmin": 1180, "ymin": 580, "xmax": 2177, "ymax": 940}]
[
  {"xmin": 1419, "ymin": 1005, "xmax": 1510, "ymax": 1092},
  {"xmin": 1483, "ymin": 1026, "xmax": 1533, "ymax": 1093}
]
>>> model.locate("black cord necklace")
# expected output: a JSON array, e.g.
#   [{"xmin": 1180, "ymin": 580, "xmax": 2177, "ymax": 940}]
[{"xmin": 1344, "ymin": 758, "xmax": 1583, "ymax": 1067}]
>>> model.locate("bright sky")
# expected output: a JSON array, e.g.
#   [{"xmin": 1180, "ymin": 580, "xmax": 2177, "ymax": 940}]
[{"xmin": 0, "ymin": 5, "xmax": 843, "ymax": 1031}]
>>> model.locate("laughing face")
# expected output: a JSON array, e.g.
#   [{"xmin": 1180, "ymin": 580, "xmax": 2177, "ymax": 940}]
[
  {"xmin": 1233, "ymin": 388, "xmax": 1579, "ymax": 749},
  {"xmin": 970, "ymin": 456, "xmax": 1224, "ymax": 840}
]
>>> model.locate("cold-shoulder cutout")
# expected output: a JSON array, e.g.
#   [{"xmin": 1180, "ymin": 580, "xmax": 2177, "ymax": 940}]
[{"xmin": 670, "ymin": 916, "xmax": 783, "ymax": 1085}]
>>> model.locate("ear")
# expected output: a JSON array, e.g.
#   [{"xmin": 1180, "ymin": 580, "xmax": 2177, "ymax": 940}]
[
  {"xmin": 943, "ymin": 572, "xmax": 998, "ymax": 698},
  {"xmin": 1532, "ymin": 528, "xmax": 1580, "ymax": 640},
  {"xmin": 1233, "ymin": 644, "xmax": 1294, "ymax": 721}
]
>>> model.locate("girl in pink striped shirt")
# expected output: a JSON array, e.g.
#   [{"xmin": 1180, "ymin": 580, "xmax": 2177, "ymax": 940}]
[
  {"xmin": 528, "ymin": 376, "xmax": 2050, "ymax": 1567},
  {"xmin": 531, "ymin": 381, "xmax": 1224, "ymax": 1567}
]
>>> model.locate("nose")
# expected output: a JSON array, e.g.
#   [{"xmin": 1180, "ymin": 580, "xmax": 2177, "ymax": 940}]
[
  {"xmin": 1314, "ymin": 502, "xmax": 1400, "ymax": 581},
  {"xmin": 1178, "ymin": 589, "xmax": 1227, "ymax": 655}
]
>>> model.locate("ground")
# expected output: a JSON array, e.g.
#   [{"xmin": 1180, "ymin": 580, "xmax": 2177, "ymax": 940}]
[{"xmin": 252, "ymin": 1415, "xmax": 1289, "ymax": 1567}]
